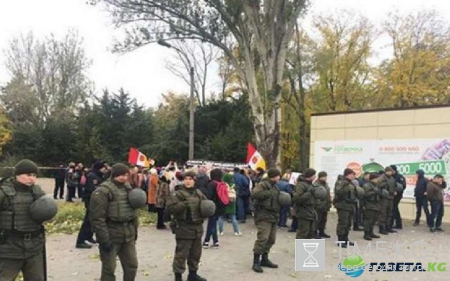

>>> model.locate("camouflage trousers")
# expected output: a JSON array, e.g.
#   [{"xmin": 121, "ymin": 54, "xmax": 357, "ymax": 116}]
[
  {"xmin": 296, "ymin": 218, "xmax": 316, "ymax": 239},
  {"xmin": 336, "ymin": 209, "xmax": 354, "ymax": 236},
  {"xmin": 253, "ymin": 221, "xmax": 277, "ymax": 255},
  {"xmin": 99, "ymin": 241, "xmax": 138, "ymax": 281},
  {"xmin": 363, "ymin": 209, "xmax": 378, "ymax": 234},
  {"xmin": 0, "ymin": 254, "xmax": 44, "ymax": 281},
  {"xmin": 378, "ymin": 199, "xmax": 393, "ymax": 228},
  {"xmin": 173, "ymin": 238, "xmax": 202, "ymax": 274},
  {"xmin": 316, "ymin": 210, "xmax": 328, "ymax": 231}
]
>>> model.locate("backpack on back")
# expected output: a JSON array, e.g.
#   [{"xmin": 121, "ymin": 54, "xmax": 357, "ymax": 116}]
[
  {"xmin": 214, "ymin": 181, "xmax": 230, "ymax": 206},
  {"xmin": 228, "ymin": 184, "xmax": 237, "ymax": 204}
]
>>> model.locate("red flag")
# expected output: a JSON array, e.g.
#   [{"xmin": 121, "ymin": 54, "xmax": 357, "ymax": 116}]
[
  {"xmin": 128, "ymin": 147, "xmax": 150, "ymax": 167},
  {"xmin": 247, "ymin": 143, "xmax": 256, "ymax": 163},
  {"xmin": 128, "ymin": 147, "xmax": 139, "ymax": 164},
  {"xmin": 246, "ymin": 143, "xmax": 266, "ymax": 170}
]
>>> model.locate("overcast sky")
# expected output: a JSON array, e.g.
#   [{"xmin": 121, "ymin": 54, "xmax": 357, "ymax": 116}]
[{"xmin": 1, "ymin": 0, "xmax": 449, "ymax": 108}]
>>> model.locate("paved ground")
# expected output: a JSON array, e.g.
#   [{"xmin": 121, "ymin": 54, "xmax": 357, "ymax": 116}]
[{"xmin": 38, "ymin": 179, "xmax": 450, "ymax": 281}]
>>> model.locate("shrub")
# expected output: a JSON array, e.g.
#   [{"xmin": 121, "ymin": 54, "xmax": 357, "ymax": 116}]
[{"xmin": 45, "ymin": 202, "xmax": 157, "ymax": 235}]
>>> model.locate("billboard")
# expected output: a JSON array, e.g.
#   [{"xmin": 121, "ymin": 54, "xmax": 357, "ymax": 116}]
[{"xmin": 314, "ymin": 139, "xmax": 450, "ymax": 201}]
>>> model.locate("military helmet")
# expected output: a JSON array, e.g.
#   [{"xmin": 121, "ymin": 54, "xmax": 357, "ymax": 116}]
[
  {"xmin": 30, "ymin": 196, "xmax": 58, "ymax": 223},
  {"xmin": 395, "ymin": 183, "xmax": 404, "ymax": 193},
  {"xmin": 278, "ymin": 191, "xmax": 292, "ymax": 207},
  {"xmin": 200, "ymin": 199, "xmax": 216, "ymax": 217},
  {"xmin": 313, "ymin": 185, "xmax": 327, "ymax": 200},
  {"xmin": 128, "ymin": 188, "xmax": 147, "ymax": 209},
  {"xmin": 381, "ymin": 189, "xmax": 389, "ymax": 198},
  {"xmin": 356, "ymin": 186, "xmax": 365, "ymax": 199}
]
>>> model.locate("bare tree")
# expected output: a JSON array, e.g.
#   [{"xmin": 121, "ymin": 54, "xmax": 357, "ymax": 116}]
[
  {"xmin": 96, "ymin": 0, "xmax": 309, "ymax": 166},
  {"xmin": 1, "ymin": 30, "xmax": 91, "ymax": 127},
  {"xmin": 164, "ymin": 41, "xmax": 218, "ymax": 106}
]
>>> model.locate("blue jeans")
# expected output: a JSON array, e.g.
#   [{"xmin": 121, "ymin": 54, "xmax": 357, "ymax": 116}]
[
  {"xmin": 237, "ymin": 196, "xmax": 250, "ymax": 221},
  {"xmin": 415, "ymin": 196, "xmax": 430, "ymax": 225},
  {"xmin": 204, "ymin": 215, "xmax": 219, "ymax": 244},
  {"xmin": 278, "ymin": 206, "xmax": 289, "ymax": 227},
  {"xmin": 218, "ymin": 214, "xmax": 240, "ymax": 233},
  {"xmin": 429, "ymin": 200, "xmax": 444, "ymax": 229}
]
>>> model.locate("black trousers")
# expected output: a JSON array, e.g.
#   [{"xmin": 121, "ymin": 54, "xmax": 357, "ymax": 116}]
[
  {"xmin": 353, "ymin": 202, "xmax": 362, "ymax": 228},
  {"xmin": 67, "ymin": 185, "xmax": 76, "ymax": 202},
  {"xmin": 392, "ymin": 195, "xmax": 403, "ymax": 228},
  {"xmin": 156, "ymin": 207, "xmax": 165, "ymax": 227},
  {"xmin": 77, "ymin": 185, "xmax": 84, "ymax": 199},
  {"xmin": 54, "ymin": 178, "xmax": 65, "ymax": 199},
  {"xmin": 415, "ymin": 195, "xmax": 430, "ymax": 225},
  {"xmin": 76, "ymin": 200, "xmax": 94, "ymax": 244}
]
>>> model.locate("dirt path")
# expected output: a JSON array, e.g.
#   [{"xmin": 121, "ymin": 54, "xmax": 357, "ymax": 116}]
[
  {"xmin": 37, "ymin": 179, "xmax": 450, "ymax": 281},
  {"xmin": 44, "ymin": 215, "xmax": 449, "ymax": 281}
]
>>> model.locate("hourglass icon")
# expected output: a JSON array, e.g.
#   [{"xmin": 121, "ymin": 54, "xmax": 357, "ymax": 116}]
[{"xmin": 303, "ymin": 243, "xmax": 319, "ymax": 267}]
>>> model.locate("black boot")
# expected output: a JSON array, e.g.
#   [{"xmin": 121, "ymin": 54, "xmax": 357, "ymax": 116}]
[
  {"xmin": 314, "ymin": 230, "xmax": 322, "ymax": 239},
  {"xmin": 345, "ymin": 235, "xmax": 354, "ymax": 246},
  {"xmin": 363, "ymin": 232, "xmax": 372, "ymax": 241},
  {"xmin": 379, "ymin": 225, "xmax": 388, "ymax": 235},
  {"xmin": 337, "ymin": 235, "xmax": 347, "ymax": 248},
  {"xmin": 260, "ymin": 253, "xmax": 278, "ymax": 268},
  {"xmin": 319, "ymin": 230, "xmax": 331, "ymax": 238},
  {"xmin": 252, "ymin": 254, "xmax": 263, "ymax": 273},
  {"xmin": 187, "ymin": 271, "xmax": 207, "ymax": 281},
  {"xmin": 353, "ymin": 226, "xmax": 364, "ymax": 231},
  {"xmin": 175, "ymin": 273, "xmax": 183, "ymax": 281},
  {"xmin": 386, "ymin": 227, "xmax": 397, "ymax": 233}
]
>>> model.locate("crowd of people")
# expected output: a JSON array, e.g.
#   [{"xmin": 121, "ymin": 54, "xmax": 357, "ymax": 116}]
[{"xmin": 0, "ymin": 158, "xmax": 447, "ymax": 281}]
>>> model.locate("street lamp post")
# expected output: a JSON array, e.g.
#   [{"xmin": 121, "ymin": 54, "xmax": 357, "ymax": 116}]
[{"xmin": 158, "ymin": 39, "xmax": 195, "ymax": 160}]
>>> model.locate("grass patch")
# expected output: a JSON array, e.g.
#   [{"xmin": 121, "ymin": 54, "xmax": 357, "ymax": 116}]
[{"xmin": 45, "ymin": 201, "xmax": 157, "ymax": 235}]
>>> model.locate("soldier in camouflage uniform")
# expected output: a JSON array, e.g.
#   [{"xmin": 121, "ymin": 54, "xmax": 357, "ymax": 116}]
[
  {"xmin": 166, "ymin": 171, "xmax": 208, "ymax": 281},
  {"xmin": 334, "ymin": 168, "xmax": 357, "ymax": 248},
  {"xmin": 377, "ymin": 166, "xmax": 397, "ymax": 235},
  {"xmin": 361, "ymin": 173, "xmax": 381, "ymax": 240},
  {"xmin": 314, "ymin": 171, "xmax": 332, "ymax": 238},
  {"xmin": 293, "ymin": 169, "xmax": 318, "ymax": 240},
  {"xmin": 251, "ymin": 168, "xmax": 281, "ymax": 273},
  {"xmin": 90, "ymin": 163, "xmax": 139, "ymax": 281},
  {"xmin": 0, "ymin": 160, "xmax": 51, "ymax": 281}
]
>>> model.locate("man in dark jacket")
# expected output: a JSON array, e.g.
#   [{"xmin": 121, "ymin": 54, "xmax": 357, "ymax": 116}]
[
  {"xmin": 76, "ymin": 161, "xmax": 107, "ymax": 249},
  {"xmin": 427, "ymin": 174, "xmax": 445, "ymax": 232},
  {"xmin": 202, "ymin": 169, "xmax": 224, "ymax": 248},
  {"xmin": 66, "ymin": 162, "xmax": 77, "ymax": 202},
  {"xmin": 195, "ymin": 170, "xmax": 209, "ymax": 195},
  {"xmin": 390, "ymin": 165, "xmax": 406, "ymax": 229},
  {"xmin": 234, "ymin": 168, "xmax": 250, "ymax": 223},
  {"xmin": 414, "ymin": 169, "xmax": 430, "ymax": 226},
  {"xmin": 54, "ymin": 163, "xmax": 66, "ymax": 199}
]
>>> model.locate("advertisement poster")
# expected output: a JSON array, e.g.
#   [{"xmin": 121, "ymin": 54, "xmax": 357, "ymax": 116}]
[{"xmin": 314, "ymin": 139, "xmax": 450, "ymax": 201}]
